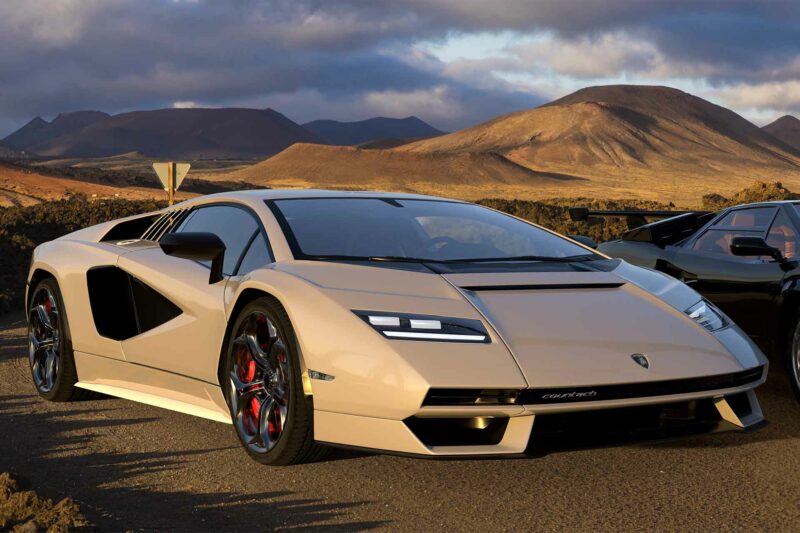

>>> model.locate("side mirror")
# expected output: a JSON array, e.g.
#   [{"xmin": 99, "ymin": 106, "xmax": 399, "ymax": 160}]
[
  {"xmin": 730, "ymin": 236, "xmax": 783, "ymax": 262},
  {"xmin": 160, "ymin": 232, "xmax": 226, "ymax": 284},
  {"xmin": 568, "ymin": 235, "xmax": 598, "ymax": 249}
]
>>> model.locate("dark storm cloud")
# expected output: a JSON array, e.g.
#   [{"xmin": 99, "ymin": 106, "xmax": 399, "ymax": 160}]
[{"xmin": 0, "ymin": 0, "xmax": 797, "ymax": 136}]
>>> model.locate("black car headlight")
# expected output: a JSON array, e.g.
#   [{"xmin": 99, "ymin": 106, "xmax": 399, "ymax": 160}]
[
  {"xmin": 685, "ymin": 300, "xmax": 728, "ymax": 331},
  {"xmin": 353, "ymin": 311, "xmax": 490, "ymax": 343}
]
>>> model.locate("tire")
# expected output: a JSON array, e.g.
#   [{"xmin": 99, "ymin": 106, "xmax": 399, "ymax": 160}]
[
  {"xmin": 786, "ymin": 312, "xmax": 800, "ymax": 403},
  {"xmin": 28, "ymin": 278, "xmax": 91, "ymax": 402},
  {"xmin": 222, "ymin": 296, "xmax": 327, "ymax": 466}
]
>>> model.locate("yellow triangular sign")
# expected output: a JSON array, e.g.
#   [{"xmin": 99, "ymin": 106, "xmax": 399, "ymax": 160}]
[
  {"xmin": 174, "ymin": 163, "xmax": 190, "ymax": 189},
  {"xmin": 152, "ymin": 162, "xmax": 191, "ymax": 191}
]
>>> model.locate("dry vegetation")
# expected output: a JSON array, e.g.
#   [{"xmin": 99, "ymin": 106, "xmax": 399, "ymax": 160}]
[
  {"xmin": 0, "ymin": 473, "xmax": 88, "ymax": 532},
  {"xmin": 0, "ymin": 196, "xmax": 164, "ymax": 314}
]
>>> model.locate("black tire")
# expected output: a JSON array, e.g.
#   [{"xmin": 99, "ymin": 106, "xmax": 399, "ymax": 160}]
[
  {"xmin": 28, "ymin": 278, "xmax": 91, "ymax": 402},
  {"xmin": 222, "ymin": 296, "xmax": 327, "ymax": 466},
  {"xmin": 786, "ymin": 312, "xmax": 800, "ymax": 403}
]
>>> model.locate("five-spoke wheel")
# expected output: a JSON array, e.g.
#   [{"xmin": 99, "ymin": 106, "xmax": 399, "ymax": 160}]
[
  {"xmin": 224, "ymin": 297, "xmax": 326, "ymax": 465},
  {"xmin": 229, "ymin": 312, "xmax": 290, "ymax": 453}
]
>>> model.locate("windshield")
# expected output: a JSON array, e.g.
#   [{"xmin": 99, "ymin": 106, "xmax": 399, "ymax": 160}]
[{"xmin": 269, "ymin": 198, "xmax": 596, "ymax": 263}]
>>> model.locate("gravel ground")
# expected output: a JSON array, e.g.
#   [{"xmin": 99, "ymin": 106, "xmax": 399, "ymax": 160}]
[{"xmin": 1, "ymin": 311, "xmax": 799, "ymax": 532}]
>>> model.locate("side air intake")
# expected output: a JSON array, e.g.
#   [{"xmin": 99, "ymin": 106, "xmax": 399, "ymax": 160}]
[{"xmin": 87, "ymin": 266, "xmax": 182, "ymax": 340}]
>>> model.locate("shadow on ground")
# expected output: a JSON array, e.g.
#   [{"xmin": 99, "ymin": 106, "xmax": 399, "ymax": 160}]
[{"xmin": 0, "ymin": 312, "xmax": 386, "ymax": 531}]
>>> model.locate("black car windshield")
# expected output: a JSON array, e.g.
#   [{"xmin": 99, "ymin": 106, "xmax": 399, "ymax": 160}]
[{"xmin": 269, "ymin": 198, "xmax": 597, "ymax": 263}]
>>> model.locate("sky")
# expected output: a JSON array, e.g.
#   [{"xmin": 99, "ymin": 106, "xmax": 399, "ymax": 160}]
[{"xmin": 1, "ymin": 0, "xmax": 799, "ymax": 137}]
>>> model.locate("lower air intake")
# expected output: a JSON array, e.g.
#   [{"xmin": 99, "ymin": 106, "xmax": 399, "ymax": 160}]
[
  {"xmin": 404, "ymin": 416, "xmax": 509, "ymax": 447},
  {"xmin": 527, "ymin": 399, "xmax": 724, "ymax": 454}
]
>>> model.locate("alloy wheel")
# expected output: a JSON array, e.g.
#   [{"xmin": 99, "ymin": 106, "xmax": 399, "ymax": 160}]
[
  {"xmin": 28, "ymin": 286, "xmax": 61, "ymax": 393},
  {"xmin": 229, "ymin": 312, "xmax": 290, "ymax": 453}
]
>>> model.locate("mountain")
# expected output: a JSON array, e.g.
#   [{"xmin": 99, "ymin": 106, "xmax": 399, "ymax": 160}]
[
  {"xmin": 401, "ymin": 85, "xmax": 799, "ymax": 169},
  {"xmin": 3, "ymin": 111, "xmax": 110, "ymax": 149},
  {"xmin": 218, "ymin": 85, "xmax": 800, "ymax": 205},
  {"xmin": 763, "ymin": 115, "xmax": 800, "ymax": 151},
  {"xmin": 302, "ymin": 116, "xmax": 443, "ymax": 145},
  {"xmin": 222, "ymin": 143, "xmax": 581, "ymax": 198},
  {"xmin": 6, "ymin": 108, "xmax": 322, "ymax": 160}
]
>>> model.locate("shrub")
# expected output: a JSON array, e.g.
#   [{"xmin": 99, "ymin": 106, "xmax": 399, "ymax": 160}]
[{"xmin": 0, "ymin": 195, "xmax": 164, "ymax": 314}]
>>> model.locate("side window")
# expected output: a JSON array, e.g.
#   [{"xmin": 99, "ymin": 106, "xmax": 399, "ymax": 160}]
[
  {"xmin": 692, "ymin": 230, "xmax": 765, "ymax": 261},
  {"xmin": 171, "ymin": 205, "xmax": 260, "ymax": 275},
  {"xmin": 236, "ymin": 234, "xmax": 271, "ymax": 274},
  {"xmin": 713, "ymin": 207, "xmax": 776, "ymax": 228},
  {"xmin": 766, "ymin": 210, "xmax": 799, "ymax": 259}
]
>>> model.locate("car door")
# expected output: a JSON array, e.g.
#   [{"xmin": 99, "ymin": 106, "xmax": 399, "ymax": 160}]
[
  {"xmin": 118, "ymin": 203, "xmax": 266, "ymax": 384},
  {"xmin": 665, "ymin": 205, "xmax": 791, "ymax": 346}
]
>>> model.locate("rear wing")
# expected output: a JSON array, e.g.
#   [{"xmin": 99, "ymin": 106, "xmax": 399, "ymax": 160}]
[
  {"xmin": 568, "ymin": 208, "xmax": 715, "ymax": 247},
  {"xmin": 568, "ymin": 208, "xmax": 702, "ymax": 229}
]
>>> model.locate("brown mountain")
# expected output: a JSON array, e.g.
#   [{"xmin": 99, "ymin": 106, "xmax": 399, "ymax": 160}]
[
  {"xmin": 9, "ymin": 108, "xmax": 322, "ymax": 160},
  {"xmin": 216, "ymin": 85, "xmax": 800, "ymax": 204},
  {"xmin": 763, "ymin": 115, "xmax": 800, "ymax": 151},
  {"xmin": 401, "ymin": 85, "xmax": 800, "ymax": 170},
  {"xmin": 3, "ymin": 111, "xmax": 110, "ymax": 149},
  {"xmin": 223, "ymin": 143, "xmax": 583, "ymax": 198}
]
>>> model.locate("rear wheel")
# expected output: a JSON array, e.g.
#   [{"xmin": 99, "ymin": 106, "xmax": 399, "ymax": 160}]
[
  {"xmin": 223, "ymin": 297, "xmax": 326, "ymax": 466},
  {"xmin": 28, "ymin": 278, "xmax": 88, "ymax": 401},
  {"xmin": 788, "ymin": 314, "xmax": 800, "ymax": 403}
]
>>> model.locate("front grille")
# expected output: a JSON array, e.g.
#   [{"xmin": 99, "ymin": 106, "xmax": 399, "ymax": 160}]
[
  {"xmin": 422, "ymin": 366, "xmax": 764, "ymax": 407},
  {"xmin": 527, "ymin": 399, "xmax": 724, "ymax": 454},
  {"xmin": 518, "ymin": 366, "xmax": 764, "ymax": 405}
]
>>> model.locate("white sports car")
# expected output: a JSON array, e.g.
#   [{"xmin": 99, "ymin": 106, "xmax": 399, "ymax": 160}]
[{"xmin": 26, "ymin": 190, "xmax": 767, "ymax": 465}]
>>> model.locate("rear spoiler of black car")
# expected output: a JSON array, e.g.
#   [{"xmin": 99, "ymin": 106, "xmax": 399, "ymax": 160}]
[
  {"xmin": 568, "ymin": 208, "xmax": 702, "ymax": 229},
  {"xmin": 568, "ymin": 208, "xmax": 715, "ymax": 247}
]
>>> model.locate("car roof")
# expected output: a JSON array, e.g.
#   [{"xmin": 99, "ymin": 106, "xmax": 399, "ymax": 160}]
[
  {"xmin": 172, "ymin": 188, "xmax": 465, "ymax": 210},
  {"xmin": 725, "ymin": 200, "xmax": 800, "ymax": 209}
]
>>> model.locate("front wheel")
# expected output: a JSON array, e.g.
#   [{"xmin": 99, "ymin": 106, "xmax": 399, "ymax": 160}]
[
  {"xmin": 223, "ymin": 297, "xmax": 326, "ymax": 466},
  {"xmin": 788, "ymin": 314, "xmax": 800, "ymax": 403}
]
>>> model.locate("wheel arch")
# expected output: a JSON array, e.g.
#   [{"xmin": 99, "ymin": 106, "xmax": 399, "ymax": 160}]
[
  {"xmin": 217, "ymin": 287, "xmax": 313, "ymax": 396},
  {"xmin": 778, "ymin": 282, "xmax": 800, "ymax": 354},
  {"xmin": 26, "ymin": 267, "xmax": 57, "ymax": 313}
]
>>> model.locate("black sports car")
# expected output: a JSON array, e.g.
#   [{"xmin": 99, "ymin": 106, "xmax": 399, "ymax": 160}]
[{"xmin": 572, "ymin": 201, "xmax": 800, "ymax": 402}]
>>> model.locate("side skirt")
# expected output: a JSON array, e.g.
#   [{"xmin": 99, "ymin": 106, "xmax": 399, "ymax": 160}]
[{"xmin": 74, "ymin": 351, "xmax": 232, "ymax": 424}]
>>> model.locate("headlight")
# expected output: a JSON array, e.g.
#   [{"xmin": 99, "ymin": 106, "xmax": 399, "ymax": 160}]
[
  {"xmin": 685, "ymin": 300, "xmax": 728, "ymax": 331},
  {"xmin": 354, "ymin": 311, "xmax": 490, "ymax": 343}
]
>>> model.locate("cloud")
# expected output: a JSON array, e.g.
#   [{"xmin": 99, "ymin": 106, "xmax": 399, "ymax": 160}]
[
  {"xmin": 0, "ymin": 1, "xmax": 798, "ymax": 136},
  {"xmin": 718, "ymin": 81, "xmax": 800, "ymax": 110}
]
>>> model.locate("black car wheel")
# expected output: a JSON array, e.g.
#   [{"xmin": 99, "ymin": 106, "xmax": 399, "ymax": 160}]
[
  {"xmin": 28, "ymin": 278, "xmax": 89, "ymax": 402},
  {"xmin": 789, "ymin": 313, "xmax": 800, "ymax": 403},
  {"xmin": 223, "ymin": 296, "xmax": 327, "ymax": 466}
]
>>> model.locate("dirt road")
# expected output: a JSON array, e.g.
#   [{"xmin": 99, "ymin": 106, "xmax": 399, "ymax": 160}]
[{"xmin": 1, "ymin": 311, "xmax": 799, "ymax": 531}]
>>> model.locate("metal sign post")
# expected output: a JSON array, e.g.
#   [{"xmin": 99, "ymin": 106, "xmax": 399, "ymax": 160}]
[{"xmin": 153, "ymin": 162, "xmax": 191, "ymax": 206}]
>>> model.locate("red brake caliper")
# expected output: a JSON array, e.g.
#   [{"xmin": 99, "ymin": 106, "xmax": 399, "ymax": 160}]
[{"xmin": 237, "ymin": 346, "xmax": 259, "ymax": 434}]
